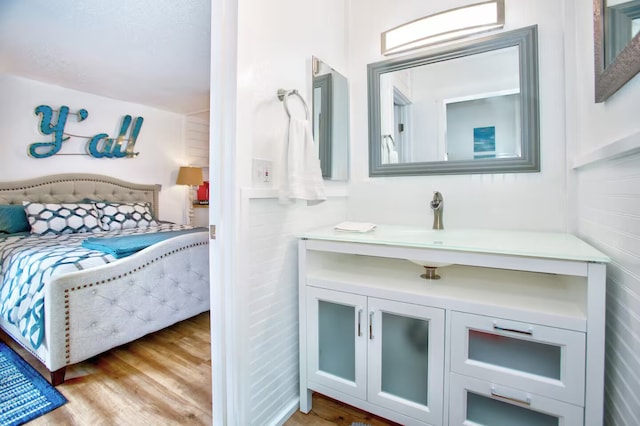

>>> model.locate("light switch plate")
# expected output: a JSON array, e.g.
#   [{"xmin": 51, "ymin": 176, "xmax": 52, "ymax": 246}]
[{"xmin": 252, "ymin": 158, "xmax": 272, "ymax": 186}]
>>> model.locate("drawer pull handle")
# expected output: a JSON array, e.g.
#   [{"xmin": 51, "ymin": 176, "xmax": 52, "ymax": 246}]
[
  {"xmin": 493, "ymin": 323, "xmax": 533, "ymax": 336},
  {"xmin": 357, "ymin": 309, "xmax": 362, "ymax": 337},
  {"xmin": 490, "ymin": 387, "xmax": 531, "ymax": 406}
]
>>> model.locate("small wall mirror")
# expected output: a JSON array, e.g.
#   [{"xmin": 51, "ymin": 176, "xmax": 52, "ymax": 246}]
[
  {"xmin": 594, "ymin": 0, "xmax": 640, "ymax": 102},
  {"xmin": 312, "ymin": 56, "xmax": 350, "ymax": 181},
  {"xmin": 368, "ymin": 25, "xmax": 539, "ymax": 176}
]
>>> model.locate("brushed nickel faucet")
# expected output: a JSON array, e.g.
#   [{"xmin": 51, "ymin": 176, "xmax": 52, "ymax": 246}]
[{"xmin": 431, "ymin": 191, "xmax": 444, "ymax": 230}]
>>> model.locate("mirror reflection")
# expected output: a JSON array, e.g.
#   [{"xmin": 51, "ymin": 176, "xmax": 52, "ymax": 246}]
[
  {"xmin": 379, "ymin": 46, "xmax": 520, "ymax": 164},
  {"xmin": 368, "ymin": 25, "xmax": 539, "ymax": 176},
  {"xmin": 605, "ymin": 0, "xmax": 640, "ymax": 67},
  {"xmin": 312, "ymin": 57, "xmax": 349, "ymax": 181}
]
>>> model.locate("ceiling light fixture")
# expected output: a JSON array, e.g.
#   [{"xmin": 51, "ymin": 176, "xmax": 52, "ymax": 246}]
[{"xmin": 381, "ymin": 0, "xmax": 505, "ymax": 56}]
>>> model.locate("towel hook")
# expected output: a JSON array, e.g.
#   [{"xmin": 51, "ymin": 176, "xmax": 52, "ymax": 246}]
[
  {"xmin": 277, "ymin": 89, "xmax": 309, "ymax": 120},
  {"xmin": 382, "ymin": 134, "xmax": 395, "ymax": 147}
]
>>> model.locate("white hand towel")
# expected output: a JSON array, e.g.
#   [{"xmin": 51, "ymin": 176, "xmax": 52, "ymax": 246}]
[
  {"xmin": 381, "ymin": 136, "xmax": 399, "ymax": 164},
  {"xmin": 334, "ymin": 221, "xmax": 377, "ymax": 233},
  {"xmin": 279, "ymin": 117, "xmax": 327, "ymax": 205}
]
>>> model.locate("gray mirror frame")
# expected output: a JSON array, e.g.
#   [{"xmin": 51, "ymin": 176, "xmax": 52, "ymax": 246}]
[
  {"xmin": 368, "ymin": 25, "xmax": 539, "ymax": 177},
  {"xmin": 594, "ymin": 0, "xmax": 640, "ymax": 102}
]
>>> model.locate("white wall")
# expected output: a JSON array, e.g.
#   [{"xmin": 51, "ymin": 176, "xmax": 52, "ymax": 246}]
[
  {"xmin": 446, "ymin": 95, "xmax": 519, "ymax": 161},
  {"xmin": 564, "ymin": 0, "xmax": 640, "ymax": 424},
  {"xmin": 347, "ymin": 0, "xmax": 568, "ymax": 231},
  {"xmin": 185, "ymin": 111, "xmax": 210, "ymax": 227},
  {"xmin": 185, "ymin": 111, "xmax": 210, "ymax": 168},
  {"xmin": 409, "ymin": 46, "xmax": 520, "ymax": 162},
  {"xmin": 233, "ymin": 0, "xmax": 349, "ymax": 424},
  {"xmin": 0, "ymin": 74, "xmax": 188, "ymax": 224}
]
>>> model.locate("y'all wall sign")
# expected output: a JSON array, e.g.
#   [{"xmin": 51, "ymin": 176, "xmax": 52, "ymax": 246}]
[{"xmin": 28, "ymin": 105, "xmax": 144, "ymax": 159}]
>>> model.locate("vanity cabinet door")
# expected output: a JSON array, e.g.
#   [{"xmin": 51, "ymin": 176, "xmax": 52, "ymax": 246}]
[
  {"xmin": 367, "ymin": 298, "xmax": 445, "ymax": 424},
  {"xmin": 306, "ymin": 287, "xmax": 368, "ymax": 400},
  {"xmin": 450, "ymin": 312, "xmax": 585, "ymax": 406},
  {"xmin": 449, "ymin": 373, "xmax": 584, "ymax": 426}
]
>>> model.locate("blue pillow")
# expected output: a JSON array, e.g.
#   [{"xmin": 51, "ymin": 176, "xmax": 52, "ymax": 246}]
[{"xmin": 0, "ymin": 204, "xmax": 30, "ymax": 234}]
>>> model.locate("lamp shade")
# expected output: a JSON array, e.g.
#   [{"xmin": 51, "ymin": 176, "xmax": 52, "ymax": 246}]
[
  {"xmin": 381, "ymin": 0, "xmax": 505, "ymax": 55},
  {"xmin": 176, "ymin": 166, "xmax": 203, "ymax": 186}
]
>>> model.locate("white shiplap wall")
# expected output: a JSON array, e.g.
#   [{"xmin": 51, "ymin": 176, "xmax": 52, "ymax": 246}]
[
  {"xmin": 575, "ymin": 152, "xmax": 640, "ymax": 425},
  {"xmin": 185, "ymin": 111, "xmax": 209, "ymax": 167},
  {"xmin": 245, "ymin": 197, "xmax": 347, "ymax": 425},
  {"xmin": 185, "ymin": 111, "xmax": 209, "ymax": 227},
  {"xmin": 231, "ymin": 0, "xmax": 349, "ymax": 422}
]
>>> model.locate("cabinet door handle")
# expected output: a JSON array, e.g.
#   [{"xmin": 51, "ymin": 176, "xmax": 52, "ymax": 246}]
[
  {"xmin": 490, "ymin": 387, "xmax": 531, "ymax": 406},
  {"xmin": 493, "ymin": 322, "xmax": 533, "ymax": 336},
  {"xmin": 369, "ymin": 311, "xmax": 374, "ymax": 340},
  {"xmin": 357, "ymin": 309, "xmax": 362, "ymax": 337}
]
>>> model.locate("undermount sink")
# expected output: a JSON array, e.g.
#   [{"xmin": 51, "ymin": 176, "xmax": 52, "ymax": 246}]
[
  {"xmin": 408, "ymin": 259, "xmax": 452, "ymax": 268},
  {"xmin": 408, "ymin": 259, "xmax": 451, "ymax": 280}
]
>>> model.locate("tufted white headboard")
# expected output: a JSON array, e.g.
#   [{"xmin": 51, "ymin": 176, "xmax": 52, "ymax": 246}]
[{"xmin": 0, "ymin": 173, "xmax": 162, "ymax": 218}]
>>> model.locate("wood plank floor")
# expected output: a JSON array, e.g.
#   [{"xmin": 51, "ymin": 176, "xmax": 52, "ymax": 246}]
[
  {"xmin": 3, "ymin": 312, "xmax": 400, "ymax": 425},
  {"xmin": 284, "ymin": 393, "xmax": 401, "ymax": 426},
  {"xmin": 1, "ymin": 312, "xmax": 212, "ymax": 426}
]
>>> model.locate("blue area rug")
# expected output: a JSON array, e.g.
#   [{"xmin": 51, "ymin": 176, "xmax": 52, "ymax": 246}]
[{"xmin": 0, "ymin": 341, "xmax": 66, "ymax": 425}]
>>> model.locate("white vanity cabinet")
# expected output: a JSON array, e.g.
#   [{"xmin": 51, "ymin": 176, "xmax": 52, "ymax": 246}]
[
  {"xmin": 298, "ymin": 226, "xmax": 609, "ymax": 426},
  {"xmin": 305, "ymin": 287, "xmax": 445, "ymax": 425}
]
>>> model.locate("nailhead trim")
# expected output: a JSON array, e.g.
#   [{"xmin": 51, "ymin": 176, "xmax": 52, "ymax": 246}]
[{"xmin": 62, "ymin": 240, "xmax": 207, "ymax": 364}]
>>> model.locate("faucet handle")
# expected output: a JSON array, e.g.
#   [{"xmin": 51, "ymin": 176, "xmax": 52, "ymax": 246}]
[
  {"xmin": 431, "ymin": 191, "xmax": 444, "ymax": 230},
  {"xmin": 431, "ymin": 191, "xmax": 443, "ymax": 210}
]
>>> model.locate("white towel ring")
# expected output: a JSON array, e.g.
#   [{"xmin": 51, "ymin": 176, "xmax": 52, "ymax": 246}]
[{"xmin": 277, "ymin": 89, "xmax": 309, "ymax": 120}]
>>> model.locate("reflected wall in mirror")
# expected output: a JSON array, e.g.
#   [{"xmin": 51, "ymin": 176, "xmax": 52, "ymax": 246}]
[
  {"xmin": 594, "ymin": 0, "xmax": 640, "ymax": 101},
  {"xmin": 368, "ymin": 25, "xmax": 539, "ymax": 176},
  {"xmin": 605, "ymin": 0, "xmax": 640, "ymax": 66},
  {"xmin": 312, "ymin": 57, "xmax": 350, "ymax": 181}
]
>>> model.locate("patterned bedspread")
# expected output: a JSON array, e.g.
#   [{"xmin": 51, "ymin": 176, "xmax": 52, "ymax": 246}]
[{"xmin": 0, "ymin": 224, "xmax": 197, "ymax": 350}]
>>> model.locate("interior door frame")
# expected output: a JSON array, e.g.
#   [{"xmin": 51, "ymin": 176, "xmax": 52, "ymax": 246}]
[{"xmin": 210, "ymin": 0, "xmax": 239, "ymax": 424}]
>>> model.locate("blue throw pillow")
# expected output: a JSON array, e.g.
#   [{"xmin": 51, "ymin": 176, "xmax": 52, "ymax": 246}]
[{"xmin": 0, "ymin": 204, "xmax": 30, "ymax": 234}]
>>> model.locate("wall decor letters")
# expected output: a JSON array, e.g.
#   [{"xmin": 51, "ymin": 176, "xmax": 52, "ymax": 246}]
[{"xmin": 29, "ymin": 105, "xmax": 144, "ymax": 159}]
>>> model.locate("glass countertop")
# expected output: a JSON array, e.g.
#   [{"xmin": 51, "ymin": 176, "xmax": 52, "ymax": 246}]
[{"xmin": 300, "ymin": 224, "xmax": 610, "ymax": 263}]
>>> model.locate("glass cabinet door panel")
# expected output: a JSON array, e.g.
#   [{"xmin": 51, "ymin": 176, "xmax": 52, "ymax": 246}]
[
  {"xmin": 449, "ymin": 373, "xmax": 584, "ymax": 426},
  {"xmin": 451, "ymin": 312, "xmax": 585, "ymax": 405},
  {"xmin": 469, "ymin": 329, "xmax": 561, "ymax": 379},
  {"xmin": 318, "ymin": 300, "xmax": 356, "ymax": 380},
  {"xmin": 381, "ymin": 312, "xmax": 429, "ymax": 405},
  {"xmin": 367, "ymin": 298, "xmax": 445, "ymax": 424},
  {"xmin": 306, "ymin": 287, "xmax": 367, "ymax": 400},
  {"xmin": 467, "ymin": 392, "xmax": 559, "ymax": 426}
]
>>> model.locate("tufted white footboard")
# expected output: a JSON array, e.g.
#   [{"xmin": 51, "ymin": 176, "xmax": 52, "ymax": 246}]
[
  {"xmin": 37, "ymin": 231, "xmax": 210, "ymax": 383},
  {"xmin": 0, "ymin": 173, "xmax": 210, "ymax": 384}
]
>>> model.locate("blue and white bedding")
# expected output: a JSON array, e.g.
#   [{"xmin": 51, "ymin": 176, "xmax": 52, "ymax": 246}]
[
  {"xmin": 82, "ymin": 227, "xmax": 206, "ymax": 258},
  {"xmin": 0, "ymin": 224, "xmax": 201, "ymax": 350}
]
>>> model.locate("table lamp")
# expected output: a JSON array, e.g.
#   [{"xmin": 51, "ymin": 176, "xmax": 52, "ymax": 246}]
[{"xmin": 176, "ymin": 166, "xmax": 203, "ymax": 225}]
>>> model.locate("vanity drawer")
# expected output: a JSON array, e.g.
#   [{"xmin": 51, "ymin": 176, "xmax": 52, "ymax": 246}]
[
  {"xmin": 450, "ymin": 311, "xmax": 585, "ymax": 406},
  {"xmin": 449, "ymin": 373, "xmax": 584, "ymax": 426}
]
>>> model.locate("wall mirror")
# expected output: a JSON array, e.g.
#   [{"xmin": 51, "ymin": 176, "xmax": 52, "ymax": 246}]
[
  {"xmin": 312, "ymin": 56, "xmax": 350, "ymax": 181},
  {"xmin": 368, "ymin": 25, "xmax": 539, "ymax": 176},
  {"xmin": 594, "ymin": 0, "xmax": 640, "ymax": 102}
]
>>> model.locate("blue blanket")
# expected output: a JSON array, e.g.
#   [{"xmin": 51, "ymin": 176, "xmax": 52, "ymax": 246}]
[{"xmin": 81, "ymin": 227, "xmax": 207, "ymax": 258}]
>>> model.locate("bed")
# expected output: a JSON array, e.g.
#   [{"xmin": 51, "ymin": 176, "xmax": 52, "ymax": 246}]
[{"xmin": 0, "ymin": 173, "xmax": 210, "ymax": 385}]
